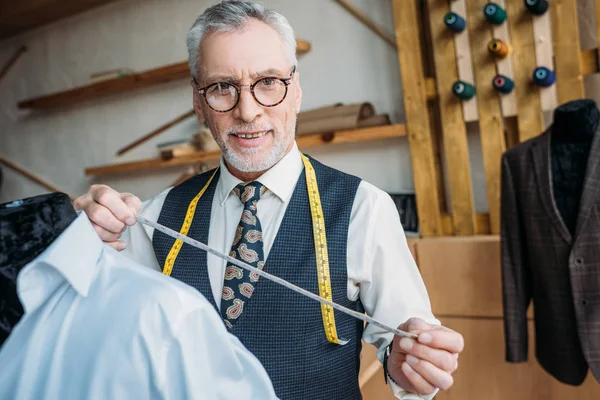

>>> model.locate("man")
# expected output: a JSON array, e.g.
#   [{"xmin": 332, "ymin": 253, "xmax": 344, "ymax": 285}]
[{"xmin": 74, "ymin": 1, "xmax": 463, "ymax": 399}]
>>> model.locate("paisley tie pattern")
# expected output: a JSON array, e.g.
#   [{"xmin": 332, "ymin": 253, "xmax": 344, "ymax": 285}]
[{"xmin": 221, "ymin": 181, "xmax": 267, "ymax": 328}]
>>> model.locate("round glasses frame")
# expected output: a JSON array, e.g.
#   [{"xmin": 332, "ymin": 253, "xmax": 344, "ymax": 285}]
[{"xmin": 193, "ymin": 66, "xmax": 296, "ymax": 113}]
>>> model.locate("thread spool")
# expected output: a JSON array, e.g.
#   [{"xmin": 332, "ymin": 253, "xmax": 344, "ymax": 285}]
[
  {"xmin": 483, "ymin": 3, "xmax": 507, "ymax": 25},
  {"xmin": 532, "ymin": 67, "xmax": 556, "ymax": 87},
  {"xmin": 444, "ymin": 12, "xmax": 466, "ymax": 32},
  {"xmin": 488, "ymin": 39, "xmax": 510, "ymax": 58},
  {"xmin": 524, "ymin": 0, "xmax": 549, "ymax": 15},
  {"xmin": 452, "ymin": 80, "xmax": 476, "ymax": 100},
  {"xmin": 492, "ymin": 75, "xmax": 514, "ymax": 93}
]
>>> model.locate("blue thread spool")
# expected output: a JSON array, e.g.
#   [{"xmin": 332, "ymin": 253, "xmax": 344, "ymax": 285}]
[
  {"xmin": 524, "ymin": 0, "xmax": 549, "ymax": 15},
  {"xmin": 452, "ymin": 80, "xmax": 476, "ymax": 100},
  {"xmin": 492, "ymin": 75, "xmax": 514, "ymax": 93},
  {"xmin": 444, "ymin": 12, "xmax": 466, "ymax": 32},
  {"xmin": 532, "ymin": 67, "xmax": 556, "ymax": 87},
  {"xmin": 484, "ymin": 3, "xmax": 507, "ymax": 25}
]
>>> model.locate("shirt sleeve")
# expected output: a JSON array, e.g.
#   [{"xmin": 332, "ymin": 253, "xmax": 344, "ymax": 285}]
[
  {"xmin": 348, "ymin": 181, "xmax": 439, "ymax": 399},
  {"xmin": 120, "ymin": 189, "xmax": 171, "ymax": 272},
  {"xmin": 161, "ymin": 305, "xmax": 278, "ymax": 400}
]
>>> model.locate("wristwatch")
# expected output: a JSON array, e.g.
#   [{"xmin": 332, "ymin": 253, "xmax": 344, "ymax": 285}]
[{"xmin": 383, "ymin": 340, "xmax": 396, "ymax": 384}]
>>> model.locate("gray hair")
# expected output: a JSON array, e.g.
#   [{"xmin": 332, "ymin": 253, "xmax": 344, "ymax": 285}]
[{"xmin": 186, "ymin": 1, "xmax": 298, "ymax": 79}]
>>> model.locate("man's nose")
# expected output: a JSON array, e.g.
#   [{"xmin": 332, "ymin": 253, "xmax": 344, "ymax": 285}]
[{"xmin": 234, "ymin": 87, "xmax": 263, "ymax": 122}]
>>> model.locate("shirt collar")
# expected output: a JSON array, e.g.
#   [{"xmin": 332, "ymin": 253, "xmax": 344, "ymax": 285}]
[
  {"xmin": 217, "ymin": 141, "xmax": 304, "ymax": 205},
  {"xmin": 18, "ymin": 212, "xmax": 103, "ymax": 309}
]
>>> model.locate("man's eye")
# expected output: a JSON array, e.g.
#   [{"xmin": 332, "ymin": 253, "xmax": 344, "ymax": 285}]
[
  {"xmin": 261, "ymin": 78, "xmax": 275, "ymax": 86},
  {"xmin": 210, "ymin": 83, "xmax": 234, "ymax": 96}
]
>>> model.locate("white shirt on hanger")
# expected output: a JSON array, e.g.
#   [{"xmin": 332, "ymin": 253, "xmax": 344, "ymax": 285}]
[
  {"xmin": 0, "ymin": 212, "xmax": 277, "ymax": 400},
  {"xmin": 123, "ymin": 142, "xmax": 439, "ymax": 400}
]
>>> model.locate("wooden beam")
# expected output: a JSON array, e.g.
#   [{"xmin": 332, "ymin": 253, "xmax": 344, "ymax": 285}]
[
  {"xmin": 550, "ymin": 0, "xmax": 584, "ymax": 103},
  {"xmin": 506, "ymin": 0, "xmax": 544, "ymax": 143},
  {"xmin": 334, "ymin": 0, "xmax": 396, "ymax": 48},
  {"xmin": 451, "ymin": 0, "xmax": 479, "ymax": 122},
  {"xmin": 392, "ymin": 0, "xmax": 444, "ymax": 237},
  {"xmin": 465, "ymin": 0, "xmax": 506, "ymax": 234},
  {"xmin": 116, "ymin": 110, "xmax": 195, "ymax": 156},
  {"xmin": 0, "ymin": 0, "xmax": 119, "ymax": 39},
  {"xmin": 0, "ymin": 156, "xmax": 74, "ymax": 200},
  {"xmin": 17, "ymin": 39, "xmax": 311, "ymax": 109},
  {"xmin": 492, "ymin": 0, "xmax": 518, "ymax": 117},
  {"xmin": 85, "ymin": 123, "xmax": 407, "ymax": 176},
  {"xmin": 427, "ymin": 0, "xmax": 475, "ymax": 235},
  {"xmin": 0, "ymin": 46, "xmax": 27, "ymax": 83}
]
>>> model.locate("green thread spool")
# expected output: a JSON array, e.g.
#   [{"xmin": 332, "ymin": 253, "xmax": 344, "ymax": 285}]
[
  {"xmin": 483, "ymin": 3, "xmax": 507, "ymax": 25},
  {"xmin": 452, "ymin": 81, "xmax": 476, "ymax": 100}
]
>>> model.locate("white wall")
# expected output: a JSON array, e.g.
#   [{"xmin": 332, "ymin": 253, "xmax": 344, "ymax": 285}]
[{"xmin": 0, "ymin": 0, "xmax": 489, "ymax": 212}]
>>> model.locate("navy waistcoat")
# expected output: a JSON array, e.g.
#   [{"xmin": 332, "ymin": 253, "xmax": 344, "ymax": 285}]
[{"xmin": 153, "ymin": 156, "xmax": 364, "ymax": 399}]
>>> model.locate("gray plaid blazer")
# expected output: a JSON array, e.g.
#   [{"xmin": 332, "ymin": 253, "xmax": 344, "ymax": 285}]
[{"xmin": 501, "ymin": 126, "xmax": 600, "ymax": 385}]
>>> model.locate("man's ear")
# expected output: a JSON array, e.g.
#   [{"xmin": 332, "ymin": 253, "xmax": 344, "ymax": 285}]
[
  {"xmin": 191, "ymin": 79, "xmax": 206, "ymax": 123},
  {"xmin": 294, "ymin": 71, "xmax": 302, "ymax": 114}
]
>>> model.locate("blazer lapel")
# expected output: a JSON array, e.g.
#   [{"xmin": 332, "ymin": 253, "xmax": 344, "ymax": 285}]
[
  {"xmin": 574, "ymin": 124, "xmax": 600, "ymax": 238},
  {"xmin": 531, "ymin": 129, "xmax": 572, "ymax": 243}
]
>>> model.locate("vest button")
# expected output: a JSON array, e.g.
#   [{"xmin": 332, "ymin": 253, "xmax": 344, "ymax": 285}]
[
  {"xmin": 581, "ymin": 298, "xmax": 588, "ymax": 306},
  {"xmin": 574, "ymin": 257, "xmax": 584, "ymax": 266}
]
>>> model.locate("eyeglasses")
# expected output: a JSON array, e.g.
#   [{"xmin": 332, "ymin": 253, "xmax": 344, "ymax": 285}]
[{"xmin": 193, "ymin": 66, "xmax": 296, "ymax": 113}]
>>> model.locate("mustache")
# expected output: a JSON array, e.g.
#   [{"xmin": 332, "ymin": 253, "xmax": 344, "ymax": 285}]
[{"xmin": 223, "ymin": 124, "xmax": 274, "ymax": 135}]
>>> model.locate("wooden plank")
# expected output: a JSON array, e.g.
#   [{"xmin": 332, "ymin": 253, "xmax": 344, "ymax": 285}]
[
  {"xmin": 465, "ymin": 0, "xmax": 506, "ymax": 234},
  {"xmin": 442, "ymin": 212, "xmax": 490, "ymax": 235},
  {"xmin": 451, "ymin": 0, "xmax": 479, "ymax": 122},
  {"xmin": 491, "ymin": 0, "xmax": 518, "ymax": 117},
  {"xmin": 85, "ymin": 123, "xmax": 407, "ymax": 176},
  {"xmin": 0, "ymin": 156, "xmax": 74, "ymax": 200},
  {"xmin": 0, "ymin": 0, "xmax": 119, "ymax": 39},
  {"xmin": 334, "ymin": 0, "xmax": 395, "ymax": 48},
  {"xmin": 417, "ymin": 235, "xmax": 502, "ymax": 317},
  {"xmin": 117, "ymin": 110, "xmax": 195, "ymax": 156},
  {"xmin": 392, "ymin": 0, "xmax": 444, "ymax": 237},
  {"xmin": 17, "ymin": 39, "xmax": 311, "ymax": 109},
  {"xmin": 436, "ymin": 318, "xmax": 600, "ymax": 400},
  {"xmin": 581, "ymin": 47, "xmax": 600, "ymax": 75},
  {"xmin": 0, "ymin": 46, "xmax": 27, "ymax": 83},
  {"xmin": 532, "ymin": 5, "xmax": 558, "ymax": 112},
  {"xmin": 506, "ymin": 0, "xmax": 544, "ymax": 143},
  {"xmin": 427, "ymin": 0, "xmax": 475, "ymax": 236},
  {"xmin": 550, "ymin": 0, "xmax": 584, "ymax": 103}
]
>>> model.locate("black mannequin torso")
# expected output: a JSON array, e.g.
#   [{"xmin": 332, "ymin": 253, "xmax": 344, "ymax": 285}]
[
  {"xmin": 551, "ymin": 99, "xmax": 600, "ymax": 234},
  {"xmin": 0, "ymin": 192, "xmax": 76, "ymax": 346}
]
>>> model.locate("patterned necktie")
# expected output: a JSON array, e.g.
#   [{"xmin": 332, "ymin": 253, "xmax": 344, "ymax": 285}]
[{"xmin": 221, "ymin": 181, "xmax": 267, "ymax": 329}]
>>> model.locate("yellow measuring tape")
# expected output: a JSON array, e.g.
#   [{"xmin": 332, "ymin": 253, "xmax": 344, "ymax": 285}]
[
  {"xmin": 162, "ymin": 169, "xmax": 218, "ymax": 277},
  {"xmin": 162, "ymin": 156, "xmax": 343, "ymax": 344}
]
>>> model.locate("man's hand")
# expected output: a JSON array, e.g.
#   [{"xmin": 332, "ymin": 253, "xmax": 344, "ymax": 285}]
[
  {"xmin": 387, "ymin": 317, "xmax": 464, "ymax": 396},
  {"xmin": 73, "ymin": 185, "xmax": 142, "ymax": 251}
]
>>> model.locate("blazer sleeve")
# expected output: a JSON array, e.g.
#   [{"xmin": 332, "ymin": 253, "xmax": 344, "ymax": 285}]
[{"xmin": 500, "ymin": 155, "xmax": 532, "ymax": 363}]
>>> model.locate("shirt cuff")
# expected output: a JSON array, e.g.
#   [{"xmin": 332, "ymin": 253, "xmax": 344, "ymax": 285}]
[{"xmin": 390, "ymin": 380, "xmax": 439, "ymax": 400}]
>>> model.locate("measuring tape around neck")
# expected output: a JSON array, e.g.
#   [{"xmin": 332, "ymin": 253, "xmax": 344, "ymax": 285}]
[{"xmin": 162, "ymin": 155, "xmax": 345, "ymax": 345}]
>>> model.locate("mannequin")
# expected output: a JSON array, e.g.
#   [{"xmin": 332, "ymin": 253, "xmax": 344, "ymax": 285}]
[
  {"xmin": 551, "ymin": 99, "xmax": 600, "ymax": 233},
  {"xmin": 0, "ymin": 192, "xmax": 76, "ymax": 346}
]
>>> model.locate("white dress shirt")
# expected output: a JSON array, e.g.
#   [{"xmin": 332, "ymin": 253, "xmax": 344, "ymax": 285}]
[
  {"xmin": 122, "ymin": 142, "xmax": 439, "ymax": 399},
  {"xmin": 0, "ymin": 212, "xmax": 277, "ymax": 400}
]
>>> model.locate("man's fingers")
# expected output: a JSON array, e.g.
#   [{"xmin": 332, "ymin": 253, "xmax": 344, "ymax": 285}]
[
  {"xmin": 400, "ymin": 317, "xmax": 432, "ymax": 334},
  {"xmin": 121, "ymin": 193, "xmax": 142, "ymax": 214},
  {"xmin": 91, "ymin": 186, "xmax": 136, "ymax": 225},
  {"xmin": 397, "ymin": 338, "xmax": 457, "ymax": 373},
  {"xmin": 405, "ymin": 355, "xmax": 453, "ymax": 391},
  {"xmin": 87, "ymin": 204, "xmax": 126, "ymax": 234},
  {"xmin": 105, "ymin": 240, "xmax": 128, "ymax": 251},
  {"xmin": 401, "ymin": 362, "xmax": 437, "ymax": 396},
  {"xmin": 93, "ymin": 223, "xmax": 123, "ymax": 242},
  {"xmin": 417, "ymin": 329, "xmax": 465, "ymax": 354}
]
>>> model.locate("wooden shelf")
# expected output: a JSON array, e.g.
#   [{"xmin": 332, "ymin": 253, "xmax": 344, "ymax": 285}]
[
  {"xmin": 18, "ymin": 39, "xmax": 312, "ymax": 110},
  {"xmin": 85, "ymin": 123, "xmax": 406, "ymax": 176}
]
